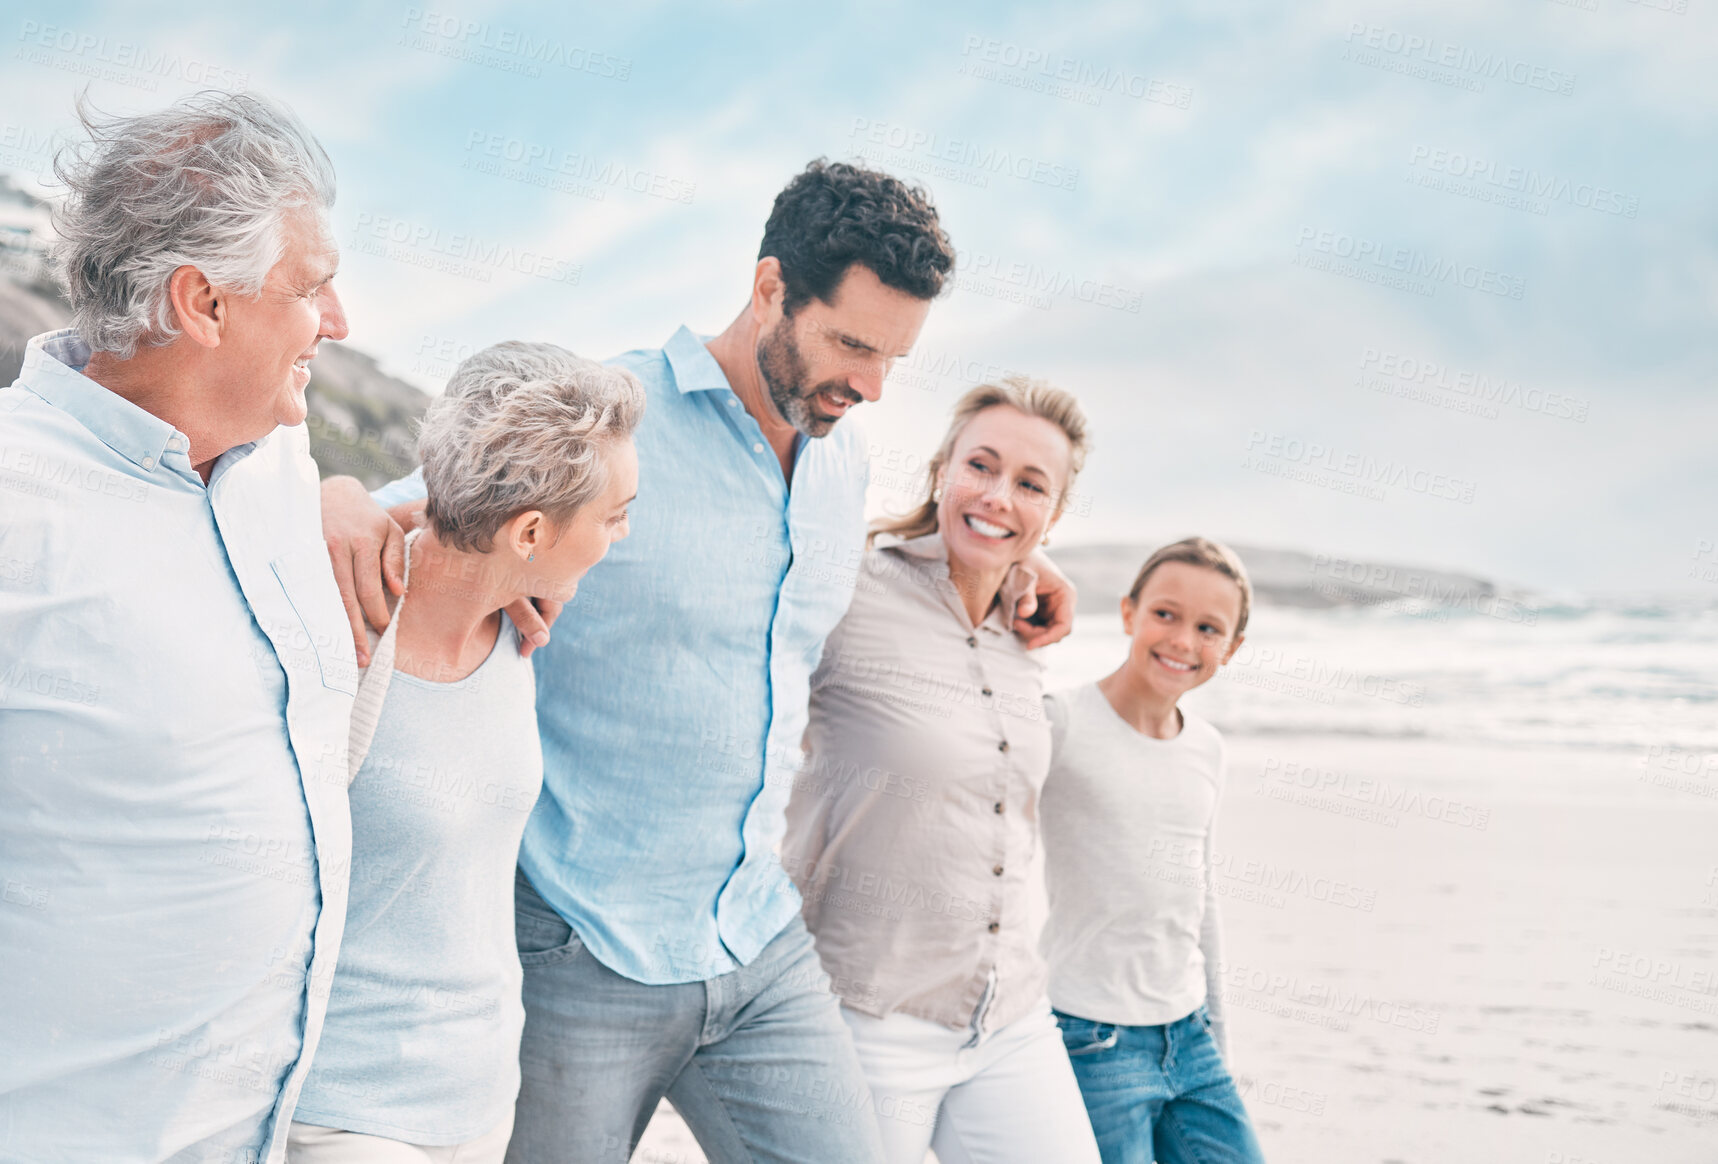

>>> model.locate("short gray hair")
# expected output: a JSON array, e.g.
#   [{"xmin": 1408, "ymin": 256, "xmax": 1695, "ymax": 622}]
[
  {"xmin": 420, "ymin": 342, "xmax": 646, "ymax": 553},
  {"xmin": 52, "ymin": 89, "xmax": 336, "ymax": 359}
]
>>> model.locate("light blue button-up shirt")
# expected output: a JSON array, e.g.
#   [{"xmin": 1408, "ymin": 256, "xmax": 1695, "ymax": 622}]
[
  {"xmin": 0, "ymin": 330, "xmax": 355, "ymax": 1164},
  {"xmin": 374, "ymin": 326, "xmax": 868, "ymax": 982}
]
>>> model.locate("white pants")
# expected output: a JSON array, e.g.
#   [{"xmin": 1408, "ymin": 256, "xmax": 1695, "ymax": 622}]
[
  {"xmin": 286, "ymin": 1112, "xmax": 514, "ymax": 1164},
  {"xmin": 841, "ymin": 998, "xmax": 1102, "ymax": 1164}
]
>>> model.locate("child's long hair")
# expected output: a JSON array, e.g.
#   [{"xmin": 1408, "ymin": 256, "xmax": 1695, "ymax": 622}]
[
  {"xmin": 1126, "ymin": 538, "xmax": 1253, "ymax": 638},
  {"xmin": 870, "ymin": 376, "xmax": 1089, "ymax": 546}
]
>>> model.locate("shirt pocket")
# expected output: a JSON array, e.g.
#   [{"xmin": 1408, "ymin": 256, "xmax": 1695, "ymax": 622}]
[{"xmin": 269, "ymin": 546, "xmax": 360, "ymax": 695}]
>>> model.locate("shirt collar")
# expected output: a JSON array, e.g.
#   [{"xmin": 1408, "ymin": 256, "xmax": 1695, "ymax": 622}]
[
  {"xmin": 876, "ymin": 529, "xmax": 1041, "ymax": 633},
  {"xmin": 877, "ymin": 528, "xmax": 951, "ymax": 564},
  {"xmin": 20, "ymin": 329, "xmax": 188, "ymax": 477},
  {"xmin": 662, "ymin": 325, "xmax": 733, "ymax": 395}
]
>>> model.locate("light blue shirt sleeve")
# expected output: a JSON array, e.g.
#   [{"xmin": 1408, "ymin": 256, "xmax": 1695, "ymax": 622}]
[
  {"xmin": 370, "ymin": 465, "xmax": 426, "ymax": 509},
  {"xmin": 513, "ymin": 326, "xmax": 871, "ymax": 983},
  {"xmin": 333, "ymin": 326, "xmax": 870, "ymax": 986}
]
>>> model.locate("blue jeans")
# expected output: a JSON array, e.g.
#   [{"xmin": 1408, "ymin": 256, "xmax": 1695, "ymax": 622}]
[
  {"xmin": 1053, "ymin": 1008, "xmax": 1265, "ymax": 1164},
  {"xmin": 506, "ymin": 870, "xmax": 887, "ymax": 1164}
]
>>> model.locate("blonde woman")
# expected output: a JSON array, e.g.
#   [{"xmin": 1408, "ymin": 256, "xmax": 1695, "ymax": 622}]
[
  {"xmin": 783, "ymin": 378, "xmax": 1102, "ymax": 1164},
  {"xmin": 288, "ymin": 342, "xmax": 642, "ymax": 1163}
]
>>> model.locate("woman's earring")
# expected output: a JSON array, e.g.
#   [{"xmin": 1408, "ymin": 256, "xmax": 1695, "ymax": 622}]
[
  {"xmin": 931, "ymin": 487, "xmax": 942, "ymax": 502},
  {"xmin": 527, "ymin": 551, "xmax": 535, "ymax": 563}
]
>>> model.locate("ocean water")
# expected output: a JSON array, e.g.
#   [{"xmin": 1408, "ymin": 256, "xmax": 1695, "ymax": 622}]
[{"xmin": 1039, "ymin": 596, "xmax": 1718, "ymax": 757}]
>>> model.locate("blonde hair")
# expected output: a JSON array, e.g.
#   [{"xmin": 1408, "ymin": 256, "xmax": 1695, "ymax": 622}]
[
  {"xmin": 871, "ymin": 376, "xmax": 1088, "ymax": 545},
  {"xmin": 1125, "ymin": 537, "xmax": 1253, "ymax": 638}
]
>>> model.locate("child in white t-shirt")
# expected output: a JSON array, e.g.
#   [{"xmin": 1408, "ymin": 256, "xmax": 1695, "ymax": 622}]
[{"xmin": 1040, "ymin": 537, "xmax": 1265, "ymax": 1164}]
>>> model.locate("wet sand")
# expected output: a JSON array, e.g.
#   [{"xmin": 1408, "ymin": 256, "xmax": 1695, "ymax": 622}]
[{"xmin": 1190, "ymin": 735, "xmax": 1718, "ymax": 1162}]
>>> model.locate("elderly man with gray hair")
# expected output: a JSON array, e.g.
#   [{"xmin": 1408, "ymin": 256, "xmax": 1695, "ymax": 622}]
[{"xmin": 0, "ymin": 92, "xmax": 355, "ymax": 1162}]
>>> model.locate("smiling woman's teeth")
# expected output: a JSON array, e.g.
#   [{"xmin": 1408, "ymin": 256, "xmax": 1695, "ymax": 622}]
[
  {"xmin": 964, "ymin": 514, "xmax": 1013, "ymax": 539},
  {"xmin": 1154, "ymin": 652, "xmax": 1194, "ymax": 672}
]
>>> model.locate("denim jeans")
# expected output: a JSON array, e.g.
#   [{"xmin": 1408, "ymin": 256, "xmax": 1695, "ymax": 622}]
[
  {"xmin": 1053, "ymin": 1008, "xmax": 1265, "ymax": 1164},
  {"xmin": 505, "ymin": 869, "xmax": 887, "ymax": 1164}
]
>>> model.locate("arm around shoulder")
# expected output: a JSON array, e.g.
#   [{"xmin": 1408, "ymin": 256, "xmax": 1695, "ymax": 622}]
[
  {"xmin": 320, "ymin": 475, "xmax": 407, "ymax": 665},
  {"xmin": 1015, "ymin": 547, "xmax": 1077, "ymax": 649}
]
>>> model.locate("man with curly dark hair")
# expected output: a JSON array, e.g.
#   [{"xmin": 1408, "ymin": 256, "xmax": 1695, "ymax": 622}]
[
  {"xmin": 750, "ymin": 160, "xmax": 954, "ymax": 440},
  {"xmin": 322, "ymin": 158, "xmax": 1076, "ymax": 1164}
]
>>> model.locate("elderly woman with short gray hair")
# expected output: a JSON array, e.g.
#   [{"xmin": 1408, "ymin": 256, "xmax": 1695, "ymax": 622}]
[{"xmin": 287, "ymin": 341, "xmax": 643, "ymax": 1164}]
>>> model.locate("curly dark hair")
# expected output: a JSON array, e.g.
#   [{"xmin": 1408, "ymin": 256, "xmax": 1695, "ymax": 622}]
[{"xmin": 759, "ymin": 159, "xmax": 955, "ymax": 315}]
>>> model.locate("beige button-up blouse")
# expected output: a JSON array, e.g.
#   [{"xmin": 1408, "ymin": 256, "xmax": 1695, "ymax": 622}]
[{"xmin": 783, "ymin": 530, "xmax": 1050, "ymax": 1032}]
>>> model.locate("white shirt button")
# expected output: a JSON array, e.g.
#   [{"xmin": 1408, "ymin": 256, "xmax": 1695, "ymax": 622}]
[
  {"xmin": 727, "ymin": 397, "xmax": 739, "ymax": 407},
  {"xmin": 168, "ymin": 437, "xmax": 184, "ymax": 451},
  {"xmin": 752, "ymin": 443, "xmax": 765, "ymax": 454},
  {"xmin": 141, "ymin": 456, "xmax": 155, "ymax": 470}
]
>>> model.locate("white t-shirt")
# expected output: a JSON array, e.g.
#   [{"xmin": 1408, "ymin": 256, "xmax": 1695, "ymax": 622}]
[
  {"xmin": 296, "ymin": 614, "xmax": 542, "ymax": 1143},
  {"xmin": 1038, "ymin": 682, "xmax": 1227, "ymax": 1049}
]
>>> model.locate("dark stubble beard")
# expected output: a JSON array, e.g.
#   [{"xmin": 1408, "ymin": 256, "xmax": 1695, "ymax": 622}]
[{"xmin": 756, "ymin": 315, "xmax": 862, "ymax": 439}]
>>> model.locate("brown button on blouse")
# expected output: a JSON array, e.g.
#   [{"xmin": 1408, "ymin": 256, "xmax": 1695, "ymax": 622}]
[{"xmin": 783, "ymin": 531, "xmax": 1050, "ymax": 1032}]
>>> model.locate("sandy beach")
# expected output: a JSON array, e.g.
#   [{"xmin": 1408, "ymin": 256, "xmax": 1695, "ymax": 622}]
[
  {"xmin": 1160, "ymin": 734, "xmax": 1718, "ymax": 1162},
  {"xmin": 636, "ymin": 599, "xmax": 1718, "ymax": 1162},
  {"xmin": 636, "ymin": 734, "xmax": 1718, "ymax": 1162}
]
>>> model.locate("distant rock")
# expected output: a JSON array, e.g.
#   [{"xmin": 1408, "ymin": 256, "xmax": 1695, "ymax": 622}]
[
  {"xmin": 296, "ymin": 342, "xmax": 428, "ymax": 489},
  {"xmin": 1050, "ymin": 541, "xmax": 1518, "ymax": 613},
  {"xmin": 0, "ymin": 271, "xmax": 68, "ymax": 368}
]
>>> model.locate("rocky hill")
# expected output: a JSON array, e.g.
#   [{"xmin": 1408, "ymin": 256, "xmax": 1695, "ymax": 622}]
[
  {"xmin": 0, "ymin": 174, "xmax": 427, "ymax": 489},
  {"xmin": 0, "ymin": 278, "xmax": 428, "ymax": 489}
]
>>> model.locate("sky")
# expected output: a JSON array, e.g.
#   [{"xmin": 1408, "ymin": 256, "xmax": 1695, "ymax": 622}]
[{"xmin": 1, "ymin": 0, "xmax": 1713, "ymax": 597}]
